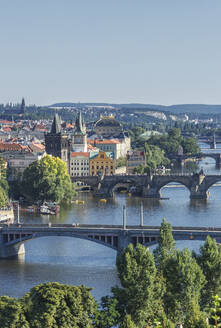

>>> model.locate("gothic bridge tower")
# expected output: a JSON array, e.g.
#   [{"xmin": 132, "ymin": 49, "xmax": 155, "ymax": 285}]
[{"xmin": 45, "ymin": 114, "xmax": 70, "ymax": 168}]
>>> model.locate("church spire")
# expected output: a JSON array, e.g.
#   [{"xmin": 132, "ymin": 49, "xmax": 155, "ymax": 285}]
[
  {"xmin": 75, "ymin": 111, "xmax": 85, "ymax": 134},
  {"xmin": 51, "ymin": 113, "xmax": 61, "ymax": 134}
]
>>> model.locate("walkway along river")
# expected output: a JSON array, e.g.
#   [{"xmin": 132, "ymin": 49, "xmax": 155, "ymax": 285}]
[{"xmin": 1, "ymin": 143, "xmax": 221, "ymax": 299}]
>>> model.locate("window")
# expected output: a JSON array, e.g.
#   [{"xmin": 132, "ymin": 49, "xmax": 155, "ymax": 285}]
[{"xmin": 100, "ymin": 154, "xmax": 104, "ymax": 158}]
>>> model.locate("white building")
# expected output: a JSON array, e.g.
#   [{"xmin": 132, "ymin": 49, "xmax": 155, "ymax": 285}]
[
  {"xmin": 70, "ymin": 152, "xmax": 90, "ymax": 177},
  {"xmin": 1, "ymin": 151, "xmax": 45, "ymax": 181}
]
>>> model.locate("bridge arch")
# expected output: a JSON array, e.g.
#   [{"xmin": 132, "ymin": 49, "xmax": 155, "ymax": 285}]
[
  {"xmin": 4, "ymin": 232, "xmax": 119, "ymax": 252},
  {"xmin": 204, "ymin": 177, "xmax": 221, "ymax": 194},
  {"xmin": 155, "ymin": 179, "xmax": 191, "ymax": 195},
  {"xmin": 107, "ymin": 179, "xmax": 141, "ymax": 196},
  {"xmin": 112, "ymin": 183, "xmax": 131, "ymax": 193}
]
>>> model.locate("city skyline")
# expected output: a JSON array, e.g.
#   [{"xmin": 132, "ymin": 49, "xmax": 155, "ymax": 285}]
[{"xmin": 1, "ymin": 0, "xmax": 221, "ymax": 106}]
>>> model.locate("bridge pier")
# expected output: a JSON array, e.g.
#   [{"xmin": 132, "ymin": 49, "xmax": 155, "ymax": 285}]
[
  {"xmin": 142, "ymin": 186, "xmax": 161, "ymax": 199},
  {"xmin": 117, "ymin": 231, "xmax": 131, "ymax": 253},
  {"xmin": 0, "ymin": 235, "xmax": 25, "ymax": 258},
  {"xmin": 189, "ymin": 189, "xmax": 209, "ymax": 200}
]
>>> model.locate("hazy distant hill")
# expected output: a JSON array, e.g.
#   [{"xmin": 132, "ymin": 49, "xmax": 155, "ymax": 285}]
[{"xmin": 50, "ymin": 103, "xmax": 221, "ymax": 114}]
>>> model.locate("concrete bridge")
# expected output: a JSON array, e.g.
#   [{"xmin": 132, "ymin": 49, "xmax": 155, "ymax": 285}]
[
  {"xmin": 1, "ymin": 223, "xmax": 221, "ymax": 258},
  {"xmin": 72, "ymin": 173, "xmax": 221, "ymax": 199}
]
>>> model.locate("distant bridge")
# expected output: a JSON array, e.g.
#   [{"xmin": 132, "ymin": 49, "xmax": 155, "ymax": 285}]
[
  {"xmin": 1, "ymin": 223, "xmax": 221, "ymax": 258},
  {"xmin": 72, "ymin": 173, "xmax": 221, "ymax": 199},
  {"xmin": 173, "ymin": 153, "xmax": 221, "ymax": 167},
  {"xmin": 198, "ymin": 136, "xmax": 221, "ymax": 149}
]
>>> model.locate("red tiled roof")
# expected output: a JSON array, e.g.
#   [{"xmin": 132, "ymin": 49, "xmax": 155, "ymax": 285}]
[
  {"xmin": 29, "ymin": 143, "xmax": 45, "ymax": 152},
  {"xmin": 87, "ymin": 144, "xmax": 98, "ymax": 151},
  {"xmin": 71, "ymin": 152, "xmax": 90, "ymax": 157},
  {"xmin": 88, "ymin": 139, "xmax": 120, "ymax": 145},
  {"xmin": 0, "ymin": 120, "xmax": 14, "ymax": 125},
  {"xmin": 2, "ymin": 127, "xmax": 11, "ymax": 132},
  {"xmin": 0, "ymin": 143, "xmax": 30, "ymax": 152}
]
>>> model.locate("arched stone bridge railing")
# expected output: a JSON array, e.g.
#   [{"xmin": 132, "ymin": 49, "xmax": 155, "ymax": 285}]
[
  {"xmin": 2, "ymin": 224, "xmax": 221, "ymax": 258},
  {"xmin": 72, "ymin": 173, "xmax": 221, "ymax": 200}
]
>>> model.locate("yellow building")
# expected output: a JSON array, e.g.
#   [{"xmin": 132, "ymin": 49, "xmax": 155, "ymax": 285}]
[{"xmin": 89, "ymin": 151, "xmax": 115, "ymax": 176}]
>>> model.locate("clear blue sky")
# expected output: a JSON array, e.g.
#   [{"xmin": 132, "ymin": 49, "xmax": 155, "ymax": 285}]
[{"xmin": 1, "ymin": 0, "xmax": 221, "ymax": 106}]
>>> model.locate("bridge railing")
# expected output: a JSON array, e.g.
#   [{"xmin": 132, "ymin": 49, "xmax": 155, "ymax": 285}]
[{"xmin": 1, "ymin": 223, "xmax": 221, "ymax": 232}]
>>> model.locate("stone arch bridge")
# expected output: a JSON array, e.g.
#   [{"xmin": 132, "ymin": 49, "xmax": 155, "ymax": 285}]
[
  {"xmin": 72, "ymin": 173, "xmax": 221, "ymax": 199},
  {"xmin": 1, "ymin": 223, "xmax": 221, "ymax": 258},
  {"xmin": 174, "ymin": 153, "xmax": 221, "ymax": 167}
]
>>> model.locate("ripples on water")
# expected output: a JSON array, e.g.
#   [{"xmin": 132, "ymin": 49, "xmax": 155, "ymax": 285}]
[{"xmin": 1, "ymin": 143, "xmax": 221, "ymax": 299}]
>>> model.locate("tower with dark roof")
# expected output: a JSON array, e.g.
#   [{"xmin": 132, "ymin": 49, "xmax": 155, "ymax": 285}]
[
  {"xmin": 50, "ymin": 113, "xmax": 61, "ymax": 134},
  {"xmin": 45, "ymin": 114, "xmax": 70, "ymax": 168},
  {"xmin": 72, "ymin": 111, "xmax": 87, "ymax": 152}
]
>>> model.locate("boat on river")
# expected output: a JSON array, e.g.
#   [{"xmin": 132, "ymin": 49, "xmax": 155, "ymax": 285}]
[
  {"xmin": 40, "ymin": 202, "xmax": 60, "ymax": 215},
  {"xmin": 40, "ymin": 205, "xmax": 54, "ymax": 215}
]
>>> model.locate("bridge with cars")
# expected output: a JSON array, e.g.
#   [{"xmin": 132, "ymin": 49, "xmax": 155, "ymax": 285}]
[{"xmin": 0, "ymin": 222, "xmax": 221, "ymax": 258}]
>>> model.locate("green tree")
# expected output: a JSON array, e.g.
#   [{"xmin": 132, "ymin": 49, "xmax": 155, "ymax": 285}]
[
  {"xmin": 115, "ymin": 243, "xmax": 165, "ymax": 327},
  {"xmin": 0, "ymin": 296, "xmax": 29, "ymax": 328},
  {"xmin": 0, "ymin": 185, "xmax": 7, "ymax": 208},
  {"xmin": 209, "ymin": 295, "xmax": 221, "ymax": 327},
  {"xmin": 24, "ymin": 282, "xmax": 97, "ymax": 328},
  {"xmin": 94, "ymin": 296, "xmax": 120, "ymax": 328},
  {"xmin": 184, "ymin": 301, "xmax": 208, "ymax": 328},
  {"xmin": 197, "ymin": 236, "xmax": 221, "ymax": 309},
  {"xmin": 168, "ymin": 128, "xmax": 181, "ymax": 141},
  {"xmin": 154, "ymin": 218, "xmax": 176, "ymax": 273},
  {"xmin": 144, "ymin": 144, "xmax": 170, "ymax": 173},
  {"xmin": 116, "ymin": 157, "xmax": 127, "ymax": 168},
  {"xmin": 164, "ymin": 248, "xmax": 206, "ymax": 325},
  {"xmin": 22, "ymin": 155, "xmax": 75, "ymax": 203},
  {"xmin": 0, "ymin": 156, "xmax": 9, "ymax": 207},
  {"xmin": 181, "ymin": 137, "xmax": 200, "ymax": 155},
  {"xmin": 119, "ymin": 314, "xmax": 137, "ymax": 328}
]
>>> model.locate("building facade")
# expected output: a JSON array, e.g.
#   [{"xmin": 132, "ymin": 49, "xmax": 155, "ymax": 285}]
[
  {"xmin": 89, "ymin": 151, "xmax": 115, "ymax": 176},
  {"xmin": 88, "ymin": 138, "xmax": 130, "ymax": 159},
  {"xmin": 70, "ymin": 152, "xmax": 90, "ymax": 177},
  {"xmin": 2, "ymin": 151, "xmax": 45, "ymax": 181},
  {"xmin": 94, "ymin": 114, "xmax": 123, "ymax": 138},
  {"xmin": 126, "ymin": 150, "xmax": 146, "ymax": 174}
]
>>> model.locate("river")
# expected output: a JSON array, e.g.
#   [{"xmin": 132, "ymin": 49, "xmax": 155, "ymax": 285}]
[{"xmin": 1, "ymin": 143, "xmax": 221, "ymax": 300}]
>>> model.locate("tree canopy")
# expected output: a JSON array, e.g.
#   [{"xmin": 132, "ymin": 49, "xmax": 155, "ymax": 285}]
[
  {"xmin": 0, "ymin": 157, "xmax": 8, "ymax": 208},
  {"xmin": 0, "ymin": 282, "xmax": 97, "ymax": 328},
  {"xmin": 22, "ymin": 155, "xmax": 75, "ymax": 203}
]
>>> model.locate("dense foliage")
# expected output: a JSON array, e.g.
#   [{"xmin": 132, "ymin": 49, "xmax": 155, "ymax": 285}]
[
  {"xmin": 129, "ymin": 128, "xmax": 200, "ymax": 173},
  {"xmin": 133, "ymin": 144, "xmax": 169, "ymax": 174},
  {"xmin": 0, "ymin": 157, "xmax": 9, "ymax": 208},
  {"xmin": 115, "ymin": 157, "xmax": 127, "ymax": 168},
  {"xmin": 1, "ymin": 220, "xmax": 221, "ymax": 327},
  {"xmin": 97, "ymin": 220, "xmax": 221, "ymax": 327},
  {"xmin": 22, "ymin": 155, "xmax": 75, "ymax": 204},
  {"xmin": 147, "ymin": 128, "xmax": 200, "ymax": 157},
  {"xmin": 0, "ymin": 283, "xmax": 97, "ymax": 328}
]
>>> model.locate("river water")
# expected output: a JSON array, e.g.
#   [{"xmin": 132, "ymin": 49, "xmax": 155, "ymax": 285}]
[{"xmin": 1, "ymin": 143, "xmax": 221, "ymax": 300}]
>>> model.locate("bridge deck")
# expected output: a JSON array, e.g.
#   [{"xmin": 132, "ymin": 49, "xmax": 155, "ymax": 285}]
[{"xmin": 1, "ymin": 223, "xmax": 221, "ymax": 233}]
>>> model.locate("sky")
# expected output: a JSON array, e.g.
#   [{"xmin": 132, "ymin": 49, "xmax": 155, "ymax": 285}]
[{"xmin": 0, "ymin": 0, "xmax": 221, "ymax": 106}]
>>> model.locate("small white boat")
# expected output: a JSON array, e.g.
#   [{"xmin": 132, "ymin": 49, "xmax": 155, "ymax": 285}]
[{"xmin": 40, "ymin": 205, "xmax": 54, "ymax": 215}]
